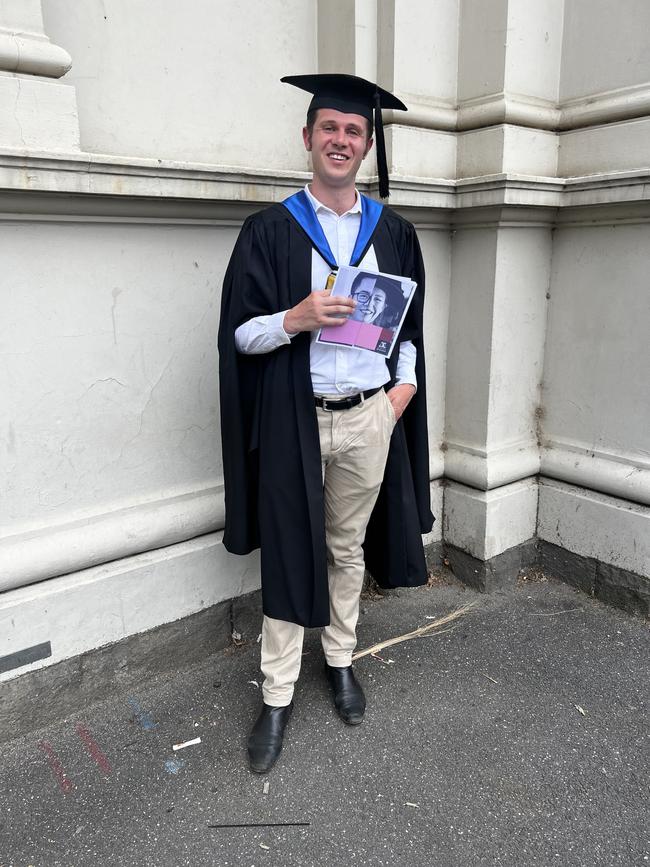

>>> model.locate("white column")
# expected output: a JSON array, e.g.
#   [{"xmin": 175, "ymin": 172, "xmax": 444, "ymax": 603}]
[
  {"xmin": 0, "ymin": 0, "xmax": 80, "ymax": 151},
  {"xmin": 444, "ymin": 210, "xmax": 553, "ymax": 570},
  {"xmin": 456, "ymin": 0, "xmax": 564, "ymax": 178}
]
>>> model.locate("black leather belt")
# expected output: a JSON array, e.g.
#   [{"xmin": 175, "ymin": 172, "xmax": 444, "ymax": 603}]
[{"xmin": 314, "ymin": 386, "xmax": 382, "ymax": 412}]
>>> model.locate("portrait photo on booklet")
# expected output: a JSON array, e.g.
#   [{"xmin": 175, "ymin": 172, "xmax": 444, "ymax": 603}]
[{"xmin": 316, "ymin": 265, "xmax": 417, "ymax": 357}]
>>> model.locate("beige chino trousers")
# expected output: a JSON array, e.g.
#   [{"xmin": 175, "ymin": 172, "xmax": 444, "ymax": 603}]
[{"xmin": 261, "ymin": 388, "xmax": 396, "ymax": 706}]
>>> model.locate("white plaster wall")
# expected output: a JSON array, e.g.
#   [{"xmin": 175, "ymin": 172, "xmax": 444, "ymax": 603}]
[
  {"xmin": 445, "ymin": 478, "xmax": 538, "ymax": 560},
  {"xmin": 0, "ymin": 534, "xmax": 261, "ymax": 683},
  {"xmin": 3, "ymin": 0, "xmax": 650, "ymax": 684},
  {"xmin": 417, "ymin": 225, "xmax": 451, "ymax": 478},
  {"xmin": 1, "ymin": 0, "xmax": 46, "ymax": 32},
  {"xmin": 3, "ymin": 219, "xmax": 230, "ymax": 535},
  {"xmin": 504, "ymin": 0, "xmax": 563, "ymax": 103},
  {"xmin": 558, "ymin": 119, "xmax": 650, "ymax": 178},
  {"xmin": 444, "ymin": 220, "xmax": 549, "ymax": 496},
  {"xmin": 538, "ymin": 480, "xmax": 650, "ymax": 577},
  {"xmin": 445, "ymin": 228, "xmax": 495, "ymax": 449},
  {"xmin": 560, "ymin": 0, "xmax": 650, "ymax": 101},
  {"xmin": 388, "ymin": 0, "xmax": 459, "ymax": 104},
  {"xmin": 457, "ymin": 0, "xmax": 508, "ymax": 102},
  {"xmin": 541, "ymin": 222, "xmax": 650, "ymax": 504},
  {"xmin": 0, "ymin": 211, "xmax": 453, "ymax": 583},
  {"xmin": 487, "ymin": 227, "xmax": 550, "ymax": 451},
  {"xmin": 457, "ymin": 126, "xmax": 558, "ymax": 180},
  {"xmin": 42, "ymin": 0, "xmax": 317, "ymax": 170},
  {"xmin": 389, "ymin": 126, "xmax": 457, "ymax": 179}
]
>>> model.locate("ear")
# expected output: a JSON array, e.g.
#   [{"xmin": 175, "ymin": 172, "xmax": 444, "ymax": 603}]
[
  {"xmin": 302, "ymin": 126, "xmax": 312, "ymax": 152},
  {"xmin": 363, "ymin": 137, "xmax": 374, "ymax": 159}
]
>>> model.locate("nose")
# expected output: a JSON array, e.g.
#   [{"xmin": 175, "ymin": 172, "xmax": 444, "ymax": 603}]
[{"xmin": 332, "ymin": 128, "xmax": 346, "ymax": 147}]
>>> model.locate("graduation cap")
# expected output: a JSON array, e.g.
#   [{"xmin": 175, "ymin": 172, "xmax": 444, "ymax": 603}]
[{"xmin": 281, "ymin": 73, "xmax": 407, "ymax": 199}]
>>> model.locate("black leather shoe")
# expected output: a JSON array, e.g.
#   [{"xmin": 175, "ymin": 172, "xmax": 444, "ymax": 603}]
[
  {"xmin": 247, "ymin": 702, "xmax": 293, "ymax": 774},
  {"xmin": 325, "ymin": 664, "xmax": 366, "ymax": 725}
]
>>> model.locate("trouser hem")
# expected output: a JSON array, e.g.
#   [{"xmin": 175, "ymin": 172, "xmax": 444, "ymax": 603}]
[
  {"xmin": 261, "ymin": 691, "xmax": 295, "ymax": 708},
  {"xmin": 324, "ymin": 653, "xmax": 353, "ymax": 668}
]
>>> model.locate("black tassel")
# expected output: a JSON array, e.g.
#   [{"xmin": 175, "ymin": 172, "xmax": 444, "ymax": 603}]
[{"xmin": 374, "ymin": 90, "xmax": 389, "ymax": 199}]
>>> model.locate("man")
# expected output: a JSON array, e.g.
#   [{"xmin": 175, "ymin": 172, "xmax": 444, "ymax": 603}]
[{"xmin": 218, "ymin": 73, "xmax": 433, "ymax": 774}]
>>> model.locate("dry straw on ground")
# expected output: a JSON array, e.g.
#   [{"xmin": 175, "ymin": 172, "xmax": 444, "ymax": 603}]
[{"xmin": 352, "ymin": 601, "xmax": 478, "ymax": 661}]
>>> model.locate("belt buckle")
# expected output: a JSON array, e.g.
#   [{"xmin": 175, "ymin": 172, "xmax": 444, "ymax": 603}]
[{"xmin": 322, "ymin": 397, "xmax": 341, "ymax": 411}]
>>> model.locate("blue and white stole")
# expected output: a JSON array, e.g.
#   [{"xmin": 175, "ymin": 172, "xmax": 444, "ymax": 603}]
[{"xmin": 281, "ymin": 189, "xmax": 384, "ymax": 270}]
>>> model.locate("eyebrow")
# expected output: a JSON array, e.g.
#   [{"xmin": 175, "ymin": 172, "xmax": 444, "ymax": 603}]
[{"xmin": 318, "ymin": 118, "xmax": 365, "ymax": 133}]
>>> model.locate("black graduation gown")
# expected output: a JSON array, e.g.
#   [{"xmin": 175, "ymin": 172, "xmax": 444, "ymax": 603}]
[{"xmin": 217, "ymin": 202, "xmax": 434, "ymax": 628}]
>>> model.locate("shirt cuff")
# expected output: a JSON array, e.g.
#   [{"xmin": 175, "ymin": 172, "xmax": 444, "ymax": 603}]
[
  {"xmin": 272, "ymin": 310, "xmax": 296, "ymax": 342},
  {"xmin": 394, "ymin": 339, "xmax": 417, "ymax": 391}
]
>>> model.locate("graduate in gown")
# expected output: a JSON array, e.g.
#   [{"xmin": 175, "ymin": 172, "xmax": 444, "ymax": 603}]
[{"xmin": 218, "ymin": 73, "xmax": 434, "ymax": 773}]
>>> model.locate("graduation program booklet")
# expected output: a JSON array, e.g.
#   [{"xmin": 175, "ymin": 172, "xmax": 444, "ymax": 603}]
[{"xmin": 316, "ymin": 265, "xmax": 417, "ymax": 358}]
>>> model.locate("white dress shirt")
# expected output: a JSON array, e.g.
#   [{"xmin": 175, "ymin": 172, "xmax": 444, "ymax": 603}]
[{"xmin": 234, "ymin": 185, "xmax": 417, "ymax": 395}]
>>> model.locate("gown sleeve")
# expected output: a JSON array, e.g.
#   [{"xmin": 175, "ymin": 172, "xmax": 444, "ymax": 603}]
[{"xmin": 217, "ymin": 215, "xmax": 281, "ymax": 554}]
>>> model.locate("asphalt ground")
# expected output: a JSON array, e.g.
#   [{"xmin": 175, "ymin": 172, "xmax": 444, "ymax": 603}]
[{"xmin": 0, "ymin": 574, "xmax": 648, "ymax": 867}]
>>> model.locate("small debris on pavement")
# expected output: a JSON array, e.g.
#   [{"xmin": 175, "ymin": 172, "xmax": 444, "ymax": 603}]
[
  {"xmin": 482, "ymin": 673, "xmax": 499, "ymax": 684},
  {"xmin": 164, "ymin": 758, "xmax": 186, "ymax": 775},
  {"xmin": 172, "ymin": 737, "xmax": 201, "ymax": 751},
  {"xmin": 574, "ymin": 704, "xmax": 587, "ymax": 716},
  {"xmin": 263, "ymin": 780, "xmax": 270, "ymax": 795},
  {"xmin": 370, "ymin": 652, "xmax": 395, "ymax": 664},
  {"xmin": 257, "ymin": 633, "xmax": 262, "ymax": 643},
  {"xmin": 405, "ymin": 802, "xmax": 420, "ymax": 808},
  {"xmin": 127, "ymin": 697, "xmax": 157, "ymax": 731},
  {"xmin": 208, "ymin": 821, "xmax": 310, "ymax": 829},
  {"xmin": 352, "ymin": 602, "xmax": 477, "ymax": 661},
  {"xmin": 248, "ymin": 680, "xmax": 259, "ymax": 688},
  {"xmin": 232, "ymin": 630, "xmax": 244, "ymax": 646},
  {"xmin": 260, "ymin": 842, "xmax": 270, "ymax": 850}
]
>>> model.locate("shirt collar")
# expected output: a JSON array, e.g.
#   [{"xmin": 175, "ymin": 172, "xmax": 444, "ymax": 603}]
[{"xmin": 304, "ymin": 184, "xmax": 362, "ymax": 217}]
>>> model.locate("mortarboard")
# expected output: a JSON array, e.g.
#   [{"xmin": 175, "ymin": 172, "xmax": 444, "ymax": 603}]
[{"xmin": 281, "ymin": 73, "xmax": 407, "ymax": 199}]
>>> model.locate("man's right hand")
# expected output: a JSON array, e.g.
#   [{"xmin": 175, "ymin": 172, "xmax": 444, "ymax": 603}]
[{"xmin": 284, "ymin": 289, "xmax": 356, "ymax": 334}]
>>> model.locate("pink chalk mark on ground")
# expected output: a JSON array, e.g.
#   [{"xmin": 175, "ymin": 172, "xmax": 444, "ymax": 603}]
[
  {"xmin": 75, "ymin": 722, "xmax": 112, "ymax": 774},
  {"xmin": 38, "ymin": 740, "xmax": 74, "ymax": 794}
]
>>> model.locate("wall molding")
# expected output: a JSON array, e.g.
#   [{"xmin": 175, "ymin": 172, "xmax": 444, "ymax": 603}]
[
  {"xmin": 541, "ymin": 439, "xmax": 650, "ymax": 507},
  {"xmin": 457, "ymin": 92, "xmax": 560, "ymax": 132},
  {"xmin": 444, "ymin": 439, "xmax": 540, "ymax": 490},
  {"xmin": 0, "ymin": 28, "xmax": 71, "ymax": 78},
  {"xmin": 442, "ymin": 434, "xmax": 650, "ymax": 507},
  {"xmin": 385, "ymin": 82, "xmax": 650, "ymax": 133},
  {"xmin": 559, "ymin": 81, "xmax": 650, "ymax": 131},
  {"xmin": 2, "ymin": 152, "xmax": 650, "ymax": 216},
  {"xmin": 0, "ymin": 485, "xmax": 225, "ymax": 593},
  {"xmin": 1, "ymin": 478, "xmax": 443, "ymax": 595}
]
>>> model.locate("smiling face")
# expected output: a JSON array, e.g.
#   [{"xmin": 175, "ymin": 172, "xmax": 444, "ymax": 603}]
[
  {"xmin": 362, "ymin": 287, "xmax": 388, "ymax": 324},
  {"xmin": 303, "ymin": 109, "xmax": 373, "ymax": 193},
  {"xmin": 350, "ymin": 275, "xmax": 375, "ymax": 321}
]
